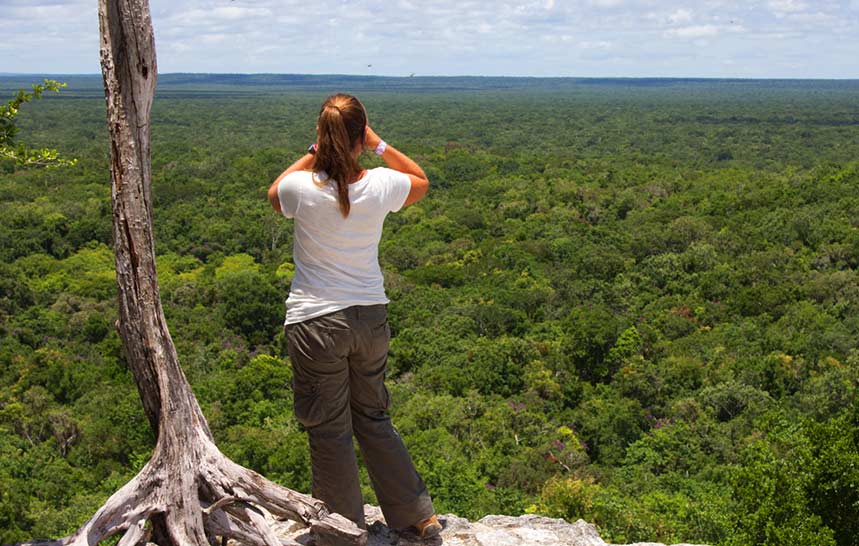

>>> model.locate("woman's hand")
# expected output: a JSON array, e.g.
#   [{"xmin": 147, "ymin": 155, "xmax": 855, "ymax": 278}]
[
  {"xmin": 364, "ymin": 125, "xmax": 382, "ymax": 151},
  {"xmin": 364, "ymin": 127, "xmax": 429, "ymax": 208}
]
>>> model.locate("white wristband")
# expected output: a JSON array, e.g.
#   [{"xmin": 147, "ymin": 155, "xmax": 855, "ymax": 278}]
[{"xmin": 374, "ymin": 140, "xmax": 387, "ymax": 155}]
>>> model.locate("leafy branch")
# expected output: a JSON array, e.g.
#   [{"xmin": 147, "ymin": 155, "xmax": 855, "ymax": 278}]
[{"xmin": 0, "ymin": 79, "xmax": 78, "ymax": 168}]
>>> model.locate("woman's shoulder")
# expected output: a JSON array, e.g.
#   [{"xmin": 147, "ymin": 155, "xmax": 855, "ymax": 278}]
[
  {"xmin": 284, "ymin": 169, "xmax": 323, "ymax": 183},
  {"xmin": 281, "ymin": 170, "xmax": 330, "ymax": 193},
  {"xmin": 366, "ymin": 166, "xmax": 409, "ymax": 183},
  {"xmin": 368, "ymin": 166, "xmax": 396, "ymax": 176}
]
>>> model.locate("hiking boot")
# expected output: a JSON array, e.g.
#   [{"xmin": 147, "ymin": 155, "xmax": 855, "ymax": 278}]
[{"xmin": 413, "ymin": 514, "xmax": 442, "ymax": 539}]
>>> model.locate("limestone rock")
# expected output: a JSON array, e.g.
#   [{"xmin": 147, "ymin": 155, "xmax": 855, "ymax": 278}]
[{"xmin": 232, "ymin": 504, "xmax": 709, "ymax": 546}]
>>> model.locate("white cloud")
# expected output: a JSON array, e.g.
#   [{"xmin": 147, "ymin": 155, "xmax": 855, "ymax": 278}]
[
  {"xmin": 785, "ymin": 11, "xmax": 836, "ymax": 24},
  {"xmin": 664, "ymin": 24, "xmax": 720, "ymax": 38},
  {"xmin": 590, "ymin": 0, "xmax": 625, "ymax": 8},
  {"xmin": 580, "ymin": 40, "xmax": 613, "ymax": 49},
  {"xmin": 667, "ymin": 9, "xmax": 694, "ymax": 25},
  {"xmin": 543, "ymin": 33, "xmax": 574, "ymax": 43},
  {"xmin": 768, "ymin": 0, "xmax": 808, "ymax": 16}
]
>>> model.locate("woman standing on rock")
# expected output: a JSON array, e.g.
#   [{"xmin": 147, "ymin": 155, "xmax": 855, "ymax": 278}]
[{"xmin": 267, "ymin": 93, "xmax": 441, "ymax": 539}]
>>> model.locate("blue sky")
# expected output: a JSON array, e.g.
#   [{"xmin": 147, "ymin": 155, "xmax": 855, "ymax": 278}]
[{"xmin": 1, "ymin": 0, "xmax": 858, "ymax": 78}]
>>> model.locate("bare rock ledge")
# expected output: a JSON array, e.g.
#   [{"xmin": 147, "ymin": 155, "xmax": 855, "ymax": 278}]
[{"xmin": 219, "ymin": 504, "xmax": 709, "ymax": 546}]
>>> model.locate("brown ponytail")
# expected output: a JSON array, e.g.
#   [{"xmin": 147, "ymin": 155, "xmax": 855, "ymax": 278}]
[{"xmin": 312, "ymin": 94, "xmax": 367, "ymax": 217}]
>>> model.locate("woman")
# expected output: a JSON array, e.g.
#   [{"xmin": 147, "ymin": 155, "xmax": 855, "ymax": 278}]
[{"xmin": 266, "ymin": 93, "xmax": 441, "ymax": 539}]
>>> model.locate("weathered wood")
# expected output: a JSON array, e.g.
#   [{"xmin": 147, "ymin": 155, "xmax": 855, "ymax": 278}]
[
  {"xmin": 4, "ymin": 1, "xmax": 367, "ymax": 545},
  {"xmin": 311, "ymin": 513, "xmax": 370, "ymax": 546},
  {"xmin": 224, "ymin": 504, "xmax": 283, "ymax": 546},
  {"xmin": 100, "ymin": 0, "xmax": 204, "ymax": 445},
  {"xmin": 116, "ymin": 517, "xmax": 151, "ymax": 546},
  {"xmin": 204, "ymin": 513, "xmax": 301, "ymax": 546}
]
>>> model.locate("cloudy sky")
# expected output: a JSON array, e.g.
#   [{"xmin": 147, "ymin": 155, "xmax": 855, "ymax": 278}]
[{"xmin": 1, "ymin": 0, "xmax": 858, "ymax": 78}]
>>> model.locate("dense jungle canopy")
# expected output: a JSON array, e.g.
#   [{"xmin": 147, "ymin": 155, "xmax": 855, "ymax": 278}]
[{"xmin": 1, "ymin": 74, "xmax": 858, "ymax": 545}]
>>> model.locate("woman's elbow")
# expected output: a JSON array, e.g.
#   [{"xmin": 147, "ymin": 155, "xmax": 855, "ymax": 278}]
[
  {"xmin": 267, "ymin": 184, "xmax": 282, "ymax": 213},
  {"xmin": 403, "ymin": 176, "xmax": 430, "ymax": 207}
]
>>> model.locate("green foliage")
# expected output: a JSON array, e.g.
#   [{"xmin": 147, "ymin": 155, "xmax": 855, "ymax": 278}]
[
  {"xmin": 562, "ymin": 305, "xmax": 628, "ymax": 383},
  {"xmin": 215, "ymin": 255, "xmax": 282, "ymax": 347},
  {"xmin": 1, "ymin": 80, "xmax": 77, "ymax": 168},
  {"xmin": 407, "ymin": 427, "xmax": 490, "ymax": 519},
  {"xmin": 805, "ymin": 409, "xmax": 859, "ymax": 546},
  {"xmin": 727, "ymin": 412, "xmax": 837, "ymax": 546},
  {"xmin": 573, "ymin": 384, "xmax": 647, "ymax": 465},
  {"xmin": 531, "ymin": 474, "xmax": 735, "ymax": 544}
]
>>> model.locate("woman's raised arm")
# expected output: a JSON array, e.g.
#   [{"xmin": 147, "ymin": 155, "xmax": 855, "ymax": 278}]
[{"xmin": 365, "ymin": 126, "xmax": 429, "ymax": 207}]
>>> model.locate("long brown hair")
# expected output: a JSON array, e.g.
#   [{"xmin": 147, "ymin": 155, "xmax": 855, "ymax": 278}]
[{"xmin": 312, "ymin": 94, "xmax": 367, "ymax": 217}]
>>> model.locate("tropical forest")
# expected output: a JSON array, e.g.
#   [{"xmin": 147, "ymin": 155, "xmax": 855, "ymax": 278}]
[{"xmin": 1, "ymin": 74, "xmax": 858, "ymax": 545}]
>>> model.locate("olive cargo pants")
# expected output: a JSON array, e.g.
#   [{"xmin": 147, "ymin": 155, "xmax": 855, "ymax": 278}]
[{"xmin": 285, "ymin": 304, "xmax": 434, "ymax": 530}]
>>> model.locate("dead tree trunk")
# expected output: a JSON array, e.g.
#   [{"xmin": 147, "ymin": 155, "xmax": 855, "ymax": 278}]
[{"xmin": 7, "ymin": 1, "xmax": 366, "ymax": 545}]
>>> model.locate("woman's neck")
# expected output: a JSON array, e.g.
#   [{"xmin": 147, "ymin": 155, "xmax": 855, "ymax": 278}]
[{"xmin": 349, "ymin": 168, "xmax": 367, "ymax": 184}]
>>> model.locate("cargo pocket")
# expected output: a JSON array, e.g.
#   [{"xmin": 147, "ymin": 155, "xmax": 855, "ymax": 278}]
[
  {"xmin": 368, "ymin": 316, "xmax": 391, "ymax": 359},
  {"xmin": 292, "ymin": 379, "xmax": 326, "ymax": 429},
  {"xmin": 370, "ymin": 320, "xmax": 392, "ymax": 412},
  {"xmin": 370, "ymin": 319, "xmax": 390, "ymax": 339},
  {"xmin": 379, "ymin": 382, "xmax": 392, "ymax": 412}
]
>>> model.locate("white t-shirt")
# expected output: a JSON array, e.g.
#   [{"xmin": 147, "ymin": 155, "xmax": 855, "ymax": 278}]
[{"xmin": 277, "ymin": 166, "xmax": 412, "ymax": 325}]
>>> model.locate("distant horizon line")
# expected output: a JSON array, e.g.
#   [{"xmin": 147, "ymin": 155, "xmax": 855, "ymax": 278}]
[{"xmin": 1, "ymin": 72, "xmax": 858, "ymax": 82}]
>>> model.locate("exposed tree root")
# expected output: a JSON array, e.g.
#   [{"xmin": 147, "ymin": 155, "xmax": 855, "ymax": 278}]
[{"xmin": 8, "ymin": 432, "xmax": 366, "ymax": 546}]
